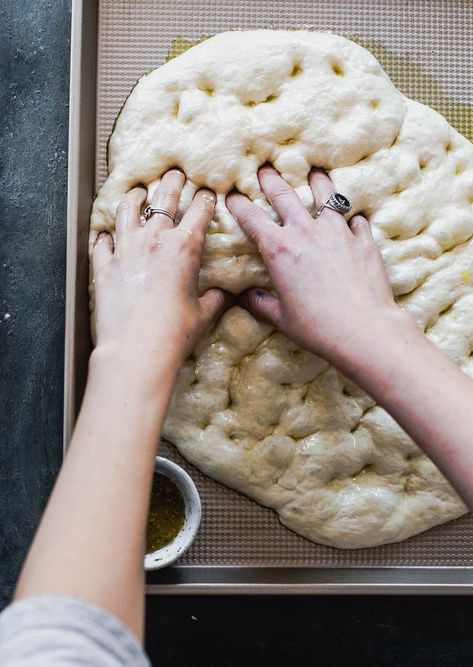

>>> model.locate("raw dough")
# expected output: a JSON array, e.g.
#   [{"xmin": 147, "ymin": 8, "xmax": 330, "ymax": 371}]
[{"xmin": 91, "ymin": 30, "xmax": 473, "ymax": 548}]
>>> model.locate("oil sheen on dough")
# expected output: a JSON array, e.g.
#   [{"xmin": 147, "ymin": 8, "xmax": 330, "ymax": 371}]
[{"xmin": 91, "ymin": 31, "xmax": 473, "ymax": 548}]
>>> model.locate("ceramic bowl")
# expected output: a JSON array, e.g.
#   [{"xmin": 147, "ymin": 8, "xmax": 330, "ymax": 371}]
[{"xmin": 144, "ymin": 456, "xmax": 201, "ymax": 570}]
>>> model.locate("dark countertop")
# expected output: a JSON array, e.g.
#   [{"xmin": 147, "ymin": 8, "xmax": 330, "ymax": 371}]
[{"xmin": 1, "ymin": 1, "xmax": 472, "ymax": 665}]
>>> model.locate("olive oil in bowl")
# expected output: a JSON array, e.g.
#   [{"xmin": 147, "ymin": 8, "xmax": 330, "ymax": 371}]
[
  {"xmin": 146, "ymin": 474, "xmax": 185, "ymax": 553},
  {"xmin": 144, "ymin": 457, "xmax": 202, "ymax": 570}
]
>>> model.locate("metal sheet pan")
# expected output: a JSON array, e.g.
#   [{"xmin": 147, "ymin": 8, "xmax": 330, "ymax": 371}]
[{"xmin": 65, "ymin": 0, "xmax": 473, "ymax": 593}]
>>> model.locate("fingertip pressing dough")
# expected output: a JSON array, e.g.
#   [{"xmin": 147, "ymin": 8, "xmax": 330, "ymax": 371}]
[{"xmin": 91, "ymin": 30, "xmax": 473, "ymax": 548}]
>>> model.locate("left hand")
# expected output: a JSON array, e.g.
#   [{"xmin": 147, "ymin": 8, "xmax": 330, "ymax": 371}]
[{"xmin": 92, "ymin": 169, "xmax": 229, "ymax": 373}]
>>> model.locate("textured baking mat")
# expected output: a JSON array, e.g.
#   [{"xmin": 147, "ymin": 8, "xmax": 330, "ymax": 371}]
[{"xmin": 96, "ymin": 0, "xmax": 473, "ymax": 566}]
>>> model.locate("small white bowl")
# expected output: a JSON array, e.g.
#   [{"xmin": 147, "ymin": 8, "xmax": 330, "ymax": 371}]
[{"xmin": 144, "ymin": 456, "xmax": 201, "ymax": 570}]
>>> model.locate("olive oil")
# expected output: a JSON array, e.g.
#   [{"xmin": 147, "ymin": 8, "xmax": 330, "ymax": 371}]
[
  {"xmin": 347, "ymin": 36, "xmax": 472, "ymax": 142},
  {"xmin": 166, "ymin": 36, "xmax": 210, "ymax": 61},
  {"xmin": 146, "ymin": 473, "xmax": 186, "ymax": 553}
]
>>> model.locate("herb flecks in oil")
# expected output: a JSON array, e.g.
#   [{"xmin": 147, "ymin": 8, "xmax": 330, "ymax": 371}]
[{"xmin": 146, "ymin": 474, "xmax": 185, "ymax": 553}]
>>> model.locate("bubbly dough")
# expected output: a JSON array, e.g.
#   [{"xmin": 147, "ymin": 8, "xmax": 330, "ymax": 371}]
[{"xmin": 91, "ymin": 30, "xmax": 473, "ymax": 548}]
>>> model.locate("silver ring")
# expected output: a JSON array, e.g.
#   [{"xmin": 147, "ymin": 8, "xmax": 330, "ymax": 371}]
[
  {"xmin": 314, "ymin": 193, "xmax": 352, "ymax": 219},
  {"xmin": 144, "ymin": 205, "xmax": 176, "ymax": 223}
]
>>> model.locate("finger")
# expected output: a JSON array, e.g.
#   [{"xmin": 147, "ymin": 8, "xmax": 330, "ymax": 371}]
[
  {"xmin": 146, "ymin": 169, "xmax": 185, "ymax": 233},
  {"xmin": 239, "ymin": 288, "xmax": 282, "ymax": 328},
  {"xmin": 346, "ymin": 214, "xmax": 391, "ymax": 294},
  {"xmin": 309, "ymin": 168, "xmax": 350, "ymax": 230},
  {"xmin": 226, "ymin": 191, "xmax": 278, "ymax": 249},
  {"xmin": 178, "ymin": 189, "xmax": 216, "ymax": 245},
  {"xmin": 115, "ymin": 186, "xmax": 147, "ymax": 245},
  {"xmin": 348, "ymin": 214, "xmax": 373, "ymax": 240},
  {"xmin": 258, "ymin": 165, "xmax": 311, "ymax": 226},
  {"xmin": 92, "ymin": 231, "xmax": 114, "ymax": 272},
  {"xmin": 198, "ymin": 288, "xmax": 232, "ymax": 331}
]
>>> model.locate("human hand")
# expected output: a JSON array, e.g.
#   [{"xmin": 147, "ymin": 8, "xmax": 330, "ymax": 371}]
[
  {"xmin": 227, "ymin": 166, "xmax": 406, "ymax": 367},
  {"xmin": 92, "ymin": 170, "xmax": 229, "ymax": 375}
]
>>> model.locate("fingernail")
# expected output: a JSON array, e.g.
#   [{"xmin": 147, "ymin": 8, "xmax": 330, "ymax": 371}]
[
  {"xmin": 201, "ymin": 190, "xmax": 216, "ymax": 202},
  {"xmin": 96, "ymin": 231, "xmax": 108, "ymax": 242},
  {"xmin": 167, "ymin": 167, "xmax": 184, "ymax": 176}
]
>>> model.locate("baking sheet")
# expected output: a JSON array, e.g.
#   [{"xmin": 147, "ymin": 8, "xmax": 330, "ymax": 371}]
[{"xmin": 66, "ymin": 0, "xmax": 473, "ymax": 590}]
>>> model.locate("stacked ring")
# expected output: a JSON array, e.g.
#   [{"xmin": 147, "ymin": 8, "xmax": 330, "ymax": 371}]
[{"xmin": 144, "ymin": 205, "xmax": 176, "ymax": 223}]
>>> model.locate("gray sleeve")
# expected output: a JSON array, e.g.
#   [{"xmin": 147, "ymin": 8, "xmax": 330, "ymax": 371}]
[{"xmin": 0, "ymin": 595, "xmax": 150, "ymax": 667}]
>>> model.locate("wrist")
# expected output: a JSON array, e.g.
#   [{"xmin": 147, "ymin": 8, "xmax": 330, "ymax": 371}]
[
  {"xmin": 328, "ymin": 307, "xmax": 421, "ymax": 378},
  {"xmin": 89, "ymin": 340, "xmax": 181, "ymax": 400}
]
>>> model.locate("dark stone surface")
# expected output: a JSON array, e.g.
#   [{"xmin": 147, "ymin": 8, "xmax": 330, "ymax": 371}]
[
  {"xmin": 1, "ymin": 1, "xmax": 473, "ymax": 665},
  {"xmin": 0, "ymin": 0, "xmax": 70, "ymax": 608}
]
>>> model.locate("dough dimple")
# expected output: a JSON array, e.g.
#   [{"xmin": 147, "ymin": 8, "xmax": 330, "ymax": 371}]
[{"xmin": 91, "ymin": 30, "xmax": 473, "ymax": 548}]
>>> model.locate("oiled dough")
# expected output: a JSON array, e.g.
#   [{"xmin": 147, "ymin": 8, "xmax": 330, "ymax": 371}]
[{"xmin": 90, "ymin": 30, "xmax": 473, "ymax": 548}]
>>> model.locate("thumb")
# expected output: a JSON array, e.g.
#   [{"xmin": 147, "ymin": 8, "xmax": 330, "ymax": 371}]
[
  {"xmin": 239, "ymin": 288, "xmax": 281, "ymax": 327},
  {"xmin": 198, "ymin": 288, "xmax": 233, "ymax": 330}
]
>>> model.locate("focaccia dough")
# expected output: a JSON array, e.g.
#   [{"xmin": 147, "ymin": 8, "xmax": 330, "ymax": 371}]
[{"xmin": 91, "ymin": 31, "xmax": 473, "ymax": 548}]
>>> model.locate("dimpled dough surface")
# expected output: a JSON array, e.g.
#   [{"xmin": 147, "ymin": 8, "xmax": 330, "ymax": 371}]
[{"xmin": 90, "ymin": 30, "xmax": 473, "ymax": 548}]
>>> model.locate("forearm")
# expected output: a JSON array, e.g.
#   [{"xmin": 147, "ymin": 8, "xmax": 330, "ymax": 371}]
[
  {"xmin": 335, "ymin": 309, "xmax": 473, "ymax": 507},
  {"xmin": 14, "ymin": 174, "xmax": 224, "ymax": 640},
  {"xmin": 15, "ymin": 346, "xmax": 178, "ymax": 638}
]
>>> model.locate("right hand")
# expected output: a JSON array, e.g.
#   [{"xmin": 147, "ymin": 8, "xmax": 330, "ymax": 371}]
[{"xmin": 226, "ymin": 165, "xmax": 404, "ymax": 365}]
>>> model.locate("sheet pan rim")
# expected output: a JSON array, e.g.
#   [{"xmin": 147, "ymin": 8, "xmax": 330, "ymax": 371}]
[{"xmin": 65, "ymin": 0, "xmax": 473, "ymax": 594}]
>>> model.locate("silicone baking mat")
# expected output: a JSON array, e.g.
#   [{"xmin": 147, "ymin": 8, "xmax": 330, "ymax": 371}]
[{"xmin": 96, "ymin": 0, "xmax": 473, "ymax": 566}]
